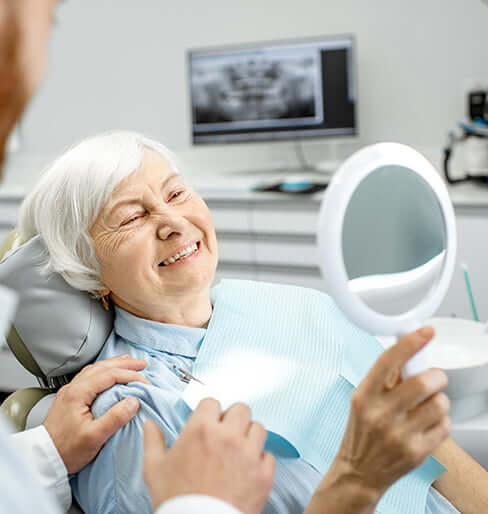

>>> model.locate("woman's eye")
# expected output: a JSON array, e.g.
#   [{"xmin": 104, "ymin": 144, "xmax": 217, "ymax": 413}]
[
  {"xmin": 170, "ymin": 190, "xmax": 185, "ymax": 201},
  {"xmin": 122, "ymin": 214, "xmax": 143, "ymax": 226}
]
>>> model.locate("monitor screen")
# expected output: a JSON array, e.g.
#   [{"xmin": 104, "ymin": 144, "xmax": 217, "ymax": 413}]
[{"xmin": 188, "ymin": 35, "xmax": 356, "ymax": 144}]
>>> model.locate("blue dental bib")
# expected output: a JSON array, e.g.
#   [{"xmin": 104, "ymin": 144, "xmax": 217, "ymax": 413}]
[{"xmin": 183, "ymin": 279, "xmax": 445, "ymax": 514}]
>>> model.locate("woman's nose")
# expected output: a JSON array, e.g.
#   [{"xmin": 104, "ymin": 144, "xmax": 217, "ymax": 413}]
[{"xmin": 155, "ymin": 213, "xmax": 187, "ymax": 241}]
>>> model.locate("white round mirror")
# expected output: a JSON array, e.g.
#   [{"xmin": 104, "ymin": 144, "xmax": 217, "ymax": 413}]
[{"xmin": 317, "ymin": 143, "xmax": 457, "ymax": 377}]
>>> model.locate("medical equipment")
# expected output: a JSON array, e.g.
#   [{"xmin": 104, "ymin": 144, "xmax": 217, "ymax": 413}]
[
  {"xmin": 444, "ymin": 121, "xmax": 488, "ymax": 185},
  {"xmin": 443, "ymin": 85, "xmax": 488, "ymax": 184},
  {"xmin": 172, "ymin": 364, "xmax": 204, "ymax": 385},
  {"xmin": 0, "ymin": 233, "xmax": 114, "ymax": 430},
  {"xmin": 0, "ymin": 285, "xmax": 17, "ymax": 344},
  {"xmin": 317, "ymin": 142, "xmax": 457, "ymax": 377}
]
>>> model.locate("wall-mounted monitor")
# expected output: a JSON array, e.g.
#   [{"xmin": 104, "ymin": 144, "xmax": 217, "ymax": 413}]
[{"xmin": 188, "ymin": 35, "xmax": 356, "ymax": 145}]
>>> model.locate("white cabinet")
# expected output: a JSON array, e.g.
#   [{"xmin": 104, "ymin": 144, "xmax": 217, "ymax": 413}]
[
  {"xmin": 251, "ymin": 208, "xmax": 318, "ymax": 235},
  {"xmin": 254, "ymin": 239, "xmax": 318, "ymax": 267},
  {"xmin": 211, "ymin": 205, "xmax": 251, "ymax": 233},
  {"xmin": 218, "ymin": 239, "xmax": 254, "ymax": 264},
  {"xmin": 205, "ymin": 193, "xmax": 324, "ymax": 288}
]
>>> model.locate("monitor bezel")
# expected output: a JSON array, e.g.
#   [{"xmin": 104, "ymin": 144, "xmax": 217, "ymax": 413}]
[{"xmin": 186, "ymin": 33, "xmax": 358, "ymax": 146}]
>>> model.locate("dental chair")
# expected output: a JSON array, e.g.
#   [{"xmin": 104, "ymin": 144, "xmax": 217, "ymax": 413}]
[
  {"xmin": 0, "ymin": 231, "xmax": 114, "ymax": 513},
  {"xmin": 0, "ymin": 231, "xmax": 114, "ymax": 430}
]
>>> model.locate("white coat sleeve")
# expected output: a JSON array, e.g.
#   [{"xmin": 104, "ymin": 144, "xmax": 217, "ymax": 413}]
[
  {"xmin": 156, "ymin": 495, "xmax": 243, "ymax": 514},
  {"xmin": 12, "ymin": 425, "xmax": 71, "ymax": 512}
]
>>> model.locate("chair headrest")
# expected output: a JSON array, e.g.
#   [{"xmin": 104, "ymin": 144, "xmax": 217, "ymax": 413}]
[{"xmin": 0, "ymin": 235, "xmax": 113, "ymax": 380}]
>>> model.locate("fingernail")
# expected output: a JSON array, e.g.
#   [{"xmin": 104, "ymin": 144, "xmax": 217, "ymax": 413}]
[
  {"xmin": 126, "ymin": 397, "xmax": 140, "ymax": 413},
  {"xmin": 417, "ymin": 326, "xmax": 433, "ymax": 339}
]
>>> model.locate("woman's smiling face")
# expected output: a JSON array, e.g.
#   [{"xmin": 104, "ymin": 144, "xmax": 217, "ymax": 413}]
[{"xmin": 90, "ymin": 150, "xmax": 218, "ymax": 318}]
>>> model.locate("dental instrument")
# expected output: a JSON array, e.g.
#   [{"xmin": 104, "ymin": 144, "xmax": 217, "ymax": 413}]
[{"xmin": 173, "ymin": 364, "xmax": 205, "ymax": 385}]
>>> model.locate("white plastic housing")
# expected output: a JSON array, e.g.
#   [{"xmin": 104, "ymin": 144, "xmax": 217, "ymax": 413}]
[{"xmin": 317, "ymin": 143, "xmax": 457, "ymax": 377}]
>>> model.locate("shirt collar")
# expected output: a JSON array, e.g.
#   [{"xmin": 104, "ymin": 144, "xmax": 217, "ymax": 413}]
[{"xmin": 114, "ymin": 306, "xmax": 206, "ymax": 358}]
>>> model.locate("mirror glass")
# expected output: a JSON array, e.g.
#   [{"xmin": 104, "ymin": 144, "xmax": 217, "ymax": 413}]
[{"xmin": 342, "ymin": 165, "xmax": 446, "ymax": 316}]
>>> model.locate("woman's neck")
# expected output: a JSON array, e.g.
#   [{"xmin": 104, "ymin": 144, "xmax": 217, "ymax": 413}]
[{"xmin": 113, "ymin": 289, "xmax": 213, "ymax": 328}]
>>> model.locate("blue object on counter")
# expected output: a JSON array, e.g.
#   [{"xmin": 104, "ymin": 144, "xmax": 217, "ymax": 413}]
[
  {"xmin": 251, "ymin": 176, "xmax": 328, "ymax": 194},
  {"xmin": 280, "ymin": 177, "xmax": 314, "ymax": 192}
]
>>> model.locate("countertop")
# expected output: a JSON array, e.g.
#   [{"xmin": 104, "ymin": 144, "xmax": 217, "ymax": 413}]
[{"xmin": 2, "ymin": 174, "xmax": 488, "ymax": 207}]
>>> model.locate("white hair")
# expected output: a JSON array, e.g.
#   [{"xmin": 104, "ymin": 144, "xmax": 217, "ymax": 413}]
[{"xmin": 18, "ymin": 131, "xmax": 180, "ymax": 295}]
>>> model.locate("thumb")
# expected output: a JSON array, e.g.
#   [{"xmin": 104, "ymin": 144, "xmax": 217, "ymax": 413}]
[
  {"xmin": 144, "ymin": 420, "xmax": 167, "ymax": 458},
  {"xmin": 363, "ymin": 327, "xmax": 434, "ymax": 393},
  {"xmin": 393, "ymin": 326, "xmax": 435, "ymax": 366},
  {"xmin": 92, "ymin": 396, "xmax": 140, "ymax": 445}
]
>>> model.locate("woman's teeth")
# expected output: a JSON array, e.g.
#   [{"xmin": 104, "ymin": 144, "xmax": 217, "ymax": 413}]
[{"xmin": 160, "ymin": 243, "xmax": 198, "ymax": 266}]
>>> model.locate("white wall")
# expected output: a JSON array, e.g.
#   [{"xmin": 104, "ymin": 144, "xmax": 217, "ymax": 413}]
[{"xmin": 3, "ymin": 0, "xmax": 487, "ymax": 190}]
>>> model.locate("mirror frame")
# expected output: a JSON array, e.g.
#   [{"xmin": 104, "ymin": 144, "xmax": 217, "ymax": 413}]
[{"xmin": 317, "ymin": 142, "xmax": 457, "ymax": 336}]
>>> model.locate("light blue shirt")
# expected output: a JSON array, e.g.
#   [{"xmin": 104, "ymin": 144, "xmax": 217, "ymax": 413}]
[{"xmin": 72, "ymin": 305, "xmax": 459, "ymax": 514}]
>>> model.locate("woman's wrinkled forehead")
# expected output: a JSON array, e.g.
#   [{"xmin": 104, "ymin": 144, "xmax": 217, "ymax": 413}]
[
  {"xmin": 113, "ymin": 149, "xmax": 181, "ymax": 196},
  {"xmin": 99, "ymin": 150, "xmax": 186, "ymax": 220}
]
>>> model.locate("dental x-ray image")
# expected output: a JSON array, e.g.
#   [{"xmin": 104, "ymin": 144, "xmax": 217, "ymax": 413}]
[{"xmin": 191, "ymin": 47, "xmax": 324, "ymax": 132}]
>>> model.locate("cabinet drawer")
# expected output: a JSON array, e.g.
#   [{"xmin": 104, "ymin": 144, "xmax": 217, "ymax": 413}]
[
  {"xmin": 255, "ymin": 240, "xmax": 318, "ymax": 267},
  {"xmin": 210, "ymin": 207, "xmax": 250, "ymax": 232},
  {"xmin": 218, "ymin": 240, "xmax": 254, "ymax": 264},
  {"xmin": 252, "ymin": 209, "xmax": 318, "ymax": 235}
]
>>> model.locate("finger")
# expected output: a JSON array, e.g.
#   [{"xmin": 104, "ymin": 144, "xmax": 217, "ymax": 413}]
[
  {"xmin": 85, "ymin": 357, "xmax": 148, "ymax": 374},
  {"xmin": 92, "ymin": 397, "xmax": 140, "ymax": 445},
  {"xmin": 144, "ymin": 420, "xmax": 167, "ymax": 459},
  {"xmin": 99, "ymin": 354, "xmax": 131, "ymax": 361},
  {"xmin": 73, "ymin": 357, "xmax": 147, "ymax": 383},
  {"xmin": 420, "ymin": 416, "xmax": 451, "ymax": 454},
  {"xmin": 188, "ymin": 397, "xmax": 222, "ymax": 426},
  {"xmin": 247, "ymin": 421, "xmax": 268, "ymax": 453},
  {"xmin": 362, "ymin": 327, "xmax": 434, "ymax": 394},
  {"xmin": 221, "ymin": 402, "xmax": 252, "ymax": 434},
  {"xmin": 261, "ymin": 451, "xmax": 276, "ymax": 481},
  {"xmin": 390, "ymin": 368, "xmax": 448, "ymax": 413},
  {"xmin": 81, "ymin": 369, "xmax": 150, "ymax": 404},
  {"xmin": 405, "ymin": 393, "xmax": 450, "ymax": 432}
]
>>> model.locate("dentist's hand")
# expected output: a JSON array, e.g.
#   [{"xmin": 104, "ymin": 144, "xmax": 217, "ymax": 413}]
[
  {"xmin": 143, "ymin": 398, "xmax": 275, "ymax": 514},
  {"xmin": 327, "ymin": 327, "xmax": 450, "ymax": 502},
  {"xmin": 44, "ymin": 354, "xmax": 149, "ymax": 474}
]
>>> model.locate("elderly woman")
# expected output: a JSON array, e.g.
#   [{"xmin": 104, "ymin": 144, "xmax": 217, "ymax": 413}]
[{"xmin": 18, "ymin": 131, "xmax": 487, "ymax": 514}]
